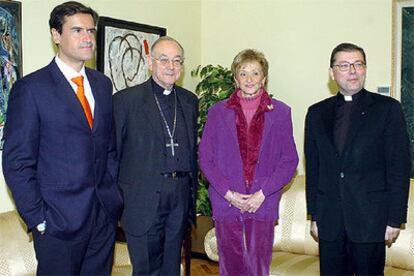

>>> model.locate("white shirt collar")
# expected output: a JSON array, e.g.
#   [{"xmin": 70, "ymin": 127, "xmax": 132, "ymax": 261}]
[
  {"xmin": 54, "ymin": 55, "xmax": 86, "ymax": 81},
  {"xmin": 53, "ymin": 55, "xmax": 95, "ymax": 115}
]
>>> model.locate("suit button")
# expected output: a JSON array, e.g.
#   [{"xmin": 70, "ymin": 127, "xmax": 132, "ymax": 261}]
[{"xmin": 340, "ymin": 172, "xmax": 345, "ymax": 178}]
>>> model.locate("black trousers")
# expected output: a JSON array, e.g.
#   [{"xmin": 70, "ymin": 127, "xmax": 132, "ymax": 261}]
[
  {"xmin": 32, "ymin": 203, "xmax": 116, "ymax": 275},
  {"xmin": 319, "ymin": 231, "xmax": 385, "ymax": 276},
  {"xmin": 125, "ymin": 176, "xmax": 190, "ymax": 276}
]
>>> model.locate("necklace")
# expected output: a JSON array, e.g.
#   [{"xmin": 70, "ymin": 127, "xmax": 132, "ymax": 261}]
[{"xmin": 153, "ymin": 90, "xmax": 178, "ymax": 156}]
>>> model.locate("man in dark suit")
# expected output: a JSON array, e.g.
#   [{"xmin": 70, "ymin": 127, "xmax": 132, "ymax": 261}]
[
  {"xmin": 113, "ymin": 36, "xmax": 198, "ymax": 275},
  {"xmin": 2, "ymin": 2, "xmax": 123, "ymax": 275},
  {"xmin": 305, "ymin": 42, "xmax": 411, "ymax": 275}
]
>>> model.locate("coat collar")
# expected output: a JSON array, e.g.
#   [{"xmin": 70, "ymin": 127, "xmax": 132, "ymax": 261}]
[
  {"xmin": 141, "ymin": 78, "xmax": 164, "ymax": 142},
  {"xmin": 86, "ymin": 68, "xmax": 103, "ymax": 132},
  {"xmin": 226, "ymin": 87, "xmax": 273, "ymax": 113},
  {"xmin": 223, "ymin": 88, "xmax": 275, "ymax": 154},
  {"xmin": 176, "ymin": 87, "xmax": 197, "ymax": 154}
]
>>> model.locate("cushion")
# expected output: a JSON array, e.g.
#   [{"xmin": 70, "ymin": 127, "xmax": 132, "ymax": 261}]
[
  {"xmin": 273, "ymin": 176, "xmax": 318, "ymax": 256},
  {"xmin": 204, "ymin": 227, "xmax": 219, "ymax": 262},
  {"xmin": 204, "ymin": 176, "xmax": 414, "ymax": 273},
  {"xmin": 0, "ymin": 211, "xmax": 36, "ymax": 276},
  {"xmin": 385, "ymin": 182, "xmax": 414, "ymax": 271},
  {"xmin": 0, "ymin": 210, "xmax": 134, "ymax": 276}
]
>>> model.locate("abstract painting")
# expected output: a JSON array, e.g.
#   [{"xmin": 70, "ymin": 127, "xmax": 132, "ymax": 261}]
[
  {"xmin": 0, "ymin": 0, "xmax": 21, "ymax": 149},
  {"xmin": 97, "ymin": 17, "xmax": 166, "ymax": 93}
]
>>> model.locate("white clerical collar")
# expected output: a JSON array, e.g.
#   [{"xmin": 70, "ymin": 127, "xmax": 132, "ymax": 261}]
[
  {"xmin": 163, "ymin": 89, "xmax": 172, "ymax": 95},
  {"xmin": 344, "ymin": 95, "xmax": 353, "ymax": 102}
]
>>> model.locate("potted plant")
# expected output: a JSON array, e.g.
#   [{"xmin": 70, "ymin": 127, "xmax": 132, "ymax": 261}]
[{"xmin": 190, "ymin": 64, "xmax": 235, "ymax": 254}]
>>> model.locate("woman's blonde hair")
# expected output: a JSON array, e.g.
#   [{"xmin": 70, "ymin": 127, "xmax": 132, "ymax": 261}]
[{"xmin": 231, "ymin": 49, "xmax": 269, "ymax": 87}]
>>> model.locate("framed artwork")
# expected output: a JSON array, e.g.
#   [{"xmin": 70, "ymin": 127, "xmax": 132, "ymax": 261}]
[
  {"xmin": 392, "ymin": 0, "xmax": 414, "ymax": 177},
  {"xmin": 97, "ymin": 16, "xmax": 166, "ymax": 93},
  {"xmin": 0, "ymin": 0, "xmax": 21, "ymax": 149}
]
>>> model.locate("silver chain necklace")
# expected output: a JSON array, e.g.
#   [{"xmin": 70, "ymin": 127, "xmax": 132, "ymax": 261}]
[{"xmin": 153, "ymin": 90, "xmax": 178, "ymax": 156}]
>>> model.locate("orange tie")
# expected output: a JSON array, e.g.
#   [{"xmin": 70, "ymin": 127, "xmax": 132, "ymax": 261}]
[{"xmin": 71, "ymin": 76, "xmax": 93, "ymax": 129}]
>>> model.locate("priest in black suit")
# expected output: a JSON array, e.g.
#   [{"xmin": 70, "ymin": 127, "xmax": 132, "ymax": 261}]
[
  {"xmin": 113, "ymin": 36, "xmax": 198, "ymax": 275},
  {"xmin": 305, "ymin": 42, "xmax": 411, "ymax": 275}
]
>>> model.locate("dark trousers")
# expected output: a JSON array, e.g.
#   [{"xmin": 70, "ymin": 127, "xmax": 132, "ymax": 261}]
[
  {"xmin": 319, "ymin": 231, "xmax": 385, "ymax": 276},
  {"xmin": 126, "ymin": 176, "xmax": 190, "ymax": 276},
  {"xmin": 32, "ymin": 203, "xmax": 116, "ymax": 276}
]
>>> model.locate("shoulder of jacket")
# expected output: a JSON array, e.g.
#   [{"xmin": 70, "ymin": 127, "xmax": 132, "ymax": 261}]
[
  {"xmin": 308, "ymin": 96, "xmax": 336, "ymax": 112},
  {"xmin": 367, "ymin": 91, "xmax": 400, "ymax": 106},
  {"xmin": 114, "ymin": 81, "xmax": 148, "ymax": 100},
  {"xmin": 271, "ymin": 98, "xmax": 291, "ymax": 113},
  {"xmin": 208, "ymin": 99, "xmax": 228, "ymax": 113},
  {"xmin": 176, "ymin": 86, "xmax": 198, "ymax": 101}
]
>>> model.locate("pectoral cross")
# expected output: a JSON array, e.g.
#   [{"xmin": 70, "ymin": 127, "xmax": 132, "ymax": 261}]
[{"xmin": 166, "ymin": 137, "xmax": 179, "ymax": 156}]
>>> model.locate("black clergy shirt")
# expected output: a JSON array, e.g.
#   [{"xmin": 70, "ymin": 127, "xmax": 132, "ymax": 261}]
[
  {"xmin": 333, "ymin": 90, "xmax": 363, "ymax": 155},
  {"xmin": 151, "ymin": 78, "xmax": 191, "ymax": 173}
]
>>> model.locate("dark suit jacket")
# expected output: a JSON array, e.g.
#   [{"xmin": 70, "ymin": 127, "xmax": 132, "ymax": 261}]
[
  {"xmin": 2, "ymin": 60, "xmax": 123, "ymax": 240},
  {"xmin": 113, "ymin": 78, "xmax": 199, "ymax": 236},
  {"xmin": 305, "ymin": 89, "xmax": 411, "ymax": 242}
]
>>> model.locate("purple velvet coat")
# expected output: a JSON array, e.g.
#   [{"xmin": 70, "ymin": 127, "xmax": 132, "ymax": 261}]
[{"xmin": 199, "ymin": 96, "xmax": 299, "ymax": 222}]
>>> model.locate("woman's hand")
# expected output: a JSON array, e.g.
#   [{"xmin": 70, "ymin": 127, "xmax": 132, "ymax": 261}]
[
  {"xmin": 224, "ymin": 190, "xmax": 251, "ymax": 212},
  {"xmin": 243, "ymin": 190, "xmax": 265, "ymax": 213}
]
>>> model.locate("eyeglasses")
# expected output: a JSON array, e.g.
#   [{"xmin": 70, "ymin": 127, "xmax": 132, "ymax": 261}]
[
  {"xmin": 332, "ymin": 61, "xmax": 366, "ymax": 72},
  {"xmin": 152, "ymin": 56, "xmax": 184, "ymax": 68}
]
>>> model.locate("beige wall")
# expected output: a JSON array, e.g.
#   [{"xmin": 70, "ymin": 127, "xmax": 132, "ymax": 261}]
[
  {"xmin": 201, "ymin": 0, "xmax": 393, "ymax": 175},
  {"xmin": 0, "ymin": 0, "xmax": 201, "ymax": 212},
  {"xmin": 0, "ymin": 0, "xmax": 393, "ymax": 212}
]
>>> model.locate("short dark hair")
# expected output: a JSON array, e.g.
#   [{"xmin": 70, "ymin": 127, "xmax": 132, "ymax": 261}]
[
  {"xmin": 330, "ymin": 43, "xmax": 366, "ymax": 68},
  {"xmin": 49, "ymin": 1, "xmax": 98, "ymax": 34}
]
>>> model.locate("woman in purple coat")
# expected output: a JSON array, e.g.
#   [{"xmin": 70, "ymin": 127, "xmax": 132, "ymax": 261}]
[{"xmin": 199, "ymin": 49, "xmax": 298, "ymax": 275}]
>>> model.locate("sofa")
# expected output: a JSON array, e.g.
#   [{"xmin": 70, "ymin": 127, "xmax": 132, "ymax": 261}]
[
  {"xmin": 0, "ymin": 210, "xmax": 193, "ymax": 276},
  {"xmin": 204, "ymin": 175, "xmax": 414, "ymax": 275},
  {"xmin": 0, "ymin": 210, "xmax": 132, "ymax": 275}
]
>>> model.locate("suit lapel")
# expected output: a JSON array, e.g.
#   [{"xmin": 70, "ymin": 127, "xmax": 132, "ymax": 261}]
[
  {"xmin": 176, "ymin": 90, "xmax": 196, "ymax": 154},
  {"xmin": 322, "ymin": 98, "xmax": 337, "ymax": 149},
  {"xmin": 86, "ymin": 69, "xmax": 101, "ymax": 133},
  {"xmin": 257, "ymin": 111, "xmax": 273, "ymax": 158},
  {"xmin": 47, "ymin": 60, "xmax": 91, "ymax": 129},
  {"xmin": 222, "ymin": 104, "xmax": 239, "ymax": 144},
  {"xmin": 221, "ymin": 104, "xmax": 244, "ymax": 169},
  {"xmin": 141, "ymin": 80, "xmax": 164, "ymax": 142}
]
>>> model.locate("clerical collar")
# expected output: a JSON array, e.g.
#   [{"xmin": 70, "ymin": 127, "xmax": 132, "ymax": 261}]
[
  {"xmin": 337, "ymin": 89, "xmax": 363, "ymax": 103},
  {"xmin": 344, "ymin": 95, "xmax": 352, "ymax": 102},
  {"xmin": 151, "ymin": 78, "xmax": 174, "ymax": 96}
]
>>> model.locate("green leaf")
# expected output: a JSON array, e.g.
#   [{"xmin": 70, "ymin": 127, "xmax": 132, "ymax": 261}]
[{"xmin": 192, "ymin": 64, "xmax": 236, "ymax": 216}]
